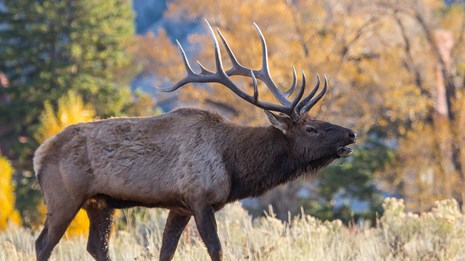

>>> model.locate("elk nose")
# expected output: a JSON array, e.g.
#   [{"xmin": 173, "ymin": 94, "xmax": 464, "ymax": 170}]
[{"xmin": 348, "ymin": 132, "xmax": 357, "ymax": 142}]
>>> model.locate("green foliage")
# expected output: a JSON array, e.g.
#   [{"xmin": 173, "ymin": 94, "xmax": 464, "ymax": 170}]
[
  {"xmin": 301, "ymin": 133, "xmax": 395, "ymax": 224},
  {"xmin": 0, "ymin": 0, "xmax": 134, "ymax": 162},
  {"xmin": 0, "ymin": 0, "xmax": 135, "ymax": 227},
  {"xmin": 13, "ymin": 170, "xmax": 42, "ymax": 228}
]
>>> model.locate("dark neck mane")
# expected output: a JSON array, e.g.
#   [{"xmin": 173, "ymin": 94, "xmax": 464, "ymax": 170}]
[{"xmin": 222, "ymin": 125, "xmax": 333, "ymax": 202}]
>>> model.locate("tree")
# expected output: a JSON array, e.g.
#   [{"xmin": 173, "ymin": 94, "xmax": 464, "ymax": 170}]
[
  {"xmin": 369, "ymin": 0, "xmax": 465, "ymax": 210},
  {"xmin": 0, "ymin": 0, "xmax": 134, "ymax": 166},
  {"xmin": 304, "ymin": 135, "xmax": 394, "ymax": 224},
  {"xmin": 136, "ymin": 0, "xmax": 465, "ymax": 216},
  {"xmin": 136, "ymin": 0, "xmax": 390, "ymax": 220},
  {"xmin": 0, "ymin": 154, "xmax": 21, "ymax": 230},
  {"xmin": 35, "ymin": 91, "xmax": 95, "ymax": 143},
  {"xmin": 0, "ymin": 0, "xmax": 135, "ymax": 226}
]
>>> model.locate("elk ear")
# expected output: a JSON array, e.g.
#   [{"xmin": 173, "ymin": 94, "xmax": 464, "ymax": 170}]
[{"xmin": 264, "ymin": 110, "xmax": 292, "ymax": 133}]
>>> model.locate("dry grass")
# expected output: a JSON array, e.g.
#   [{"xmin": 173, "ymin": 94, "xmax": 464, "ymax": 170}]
[{"xmin": 1, "ymin": 198, "xmax": 464, "ymax": 261}]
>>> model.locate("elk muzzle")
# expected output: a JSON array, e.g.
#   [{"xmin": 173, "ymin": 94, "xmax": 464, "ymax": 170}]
[{"xmin": 337, "ymin": 131, "xmax": 357, "ymax": 158}]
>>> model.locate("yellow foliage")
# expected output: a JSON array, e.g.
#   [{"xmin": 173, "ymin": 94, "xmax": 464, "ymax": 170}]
[
  {"xmin": 35, "ymin": 91, "xmax": 95, "ymax": 236},
  {"xmin": 135, "ymin": 0, "xmax": 465, "ymax": 211},
  {"xmin": 35, "ymin": 90, "xmax": 96, "ymax": 143},
  {"xmin": 131, "ymin": 29, "xmax": 182, "ymax": 84},
  {"xmin": 0, "ymin": 155, "xmax": 21, "ymax": 230},
  {"xmin": 64, "ymin": 210, "xmax": 90, "ymax": 237}
]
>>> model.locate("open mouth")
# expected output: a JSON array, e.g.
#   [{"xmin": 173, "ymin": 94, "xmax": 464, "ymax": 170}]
[{"xmin": 337, "ymin": 146, "xmax": 353, "ymax": 158}]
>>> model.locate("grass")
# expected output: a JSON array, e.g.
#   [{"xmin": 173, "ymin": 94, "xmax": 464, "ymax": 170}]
[{"xmin": 1, "ymin": 198, "xmax": 464, "ymax": 261}]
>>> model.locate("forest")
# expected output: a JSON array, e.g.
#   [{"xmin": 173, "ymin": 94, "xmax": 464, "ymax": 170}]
[{"xmin": 0, "ymin": 0, "xmax": 465, "ymax": 260}]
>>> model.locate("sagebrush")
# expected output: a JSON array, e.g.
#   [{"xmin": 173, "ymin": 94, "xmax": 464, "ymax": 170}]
[{"xmin": 1, "ymin": 198, "xmax": 464, "ymax": 261}]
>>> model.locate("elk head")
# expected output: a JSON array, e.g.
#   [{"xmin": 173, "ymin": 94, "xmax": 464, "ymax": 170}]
[{"xmin": 158, "ymin": 20, "xmax": 356, "ymax": 161}]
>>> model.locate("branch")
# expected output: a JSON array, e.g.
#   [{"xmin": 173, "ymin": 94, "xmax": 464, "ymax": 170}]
[
  {"xmin": 413, "ymin": 11, "xmax": 447, "ymax": 70},
  {"xmin": 341, "ymin": 16, "xmax": 380, "ymax": 61},
  {"xmin": 283, "ymin": 0, "xmax": 313, "ymax": 62},
  {"xmin": 394, "ymin": 14, "xmax": 431, "ymax": 99}
]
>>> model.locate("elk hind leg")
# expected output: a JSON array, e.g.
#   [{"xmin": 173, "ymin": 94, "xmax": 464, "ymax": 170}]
[
  {"xmin": 84, "ymin": 199, "xmax": 115, "ymax": 261},
  {"xmin": 35, "ymin": 200, "xmax": 82, "ymax": 261},
  {"xmin": 35, "ymin": 219, "xmax": 49, "ymax": 256},
  {"xmin": 35, "ymin": 162, "xmax": 86, "ymax": 261}
]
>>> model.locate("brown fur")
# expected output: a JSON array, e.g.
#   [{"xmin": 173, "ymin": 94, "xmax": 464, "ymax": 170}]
[{"xmin": 34, "ymin": 108, "xmax": 356, "ymax": 261}]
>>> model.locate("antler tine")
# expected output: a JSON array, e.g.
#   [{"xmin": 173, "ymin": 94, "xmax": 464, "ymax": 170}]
[
  {"xmin": 283, "ymin": 66, "xmax": 297, "ymax": 98},
  {"xmin": 210, "ymin": 21, "xmax": 308, "ymax": 116},
  {"xmin": 300, "ymin": 75, "xmax": 328, "ymax": 114},
  {"xmin": 205, "ymin": 20, "xmax": 296, "ymax": 115},
  {"xmin": 176, "ymin": 40, "xmax": 195, "ymax": 76},
  {"xmin": 217, "ymin": 24, "xmax": 300, "ymax": 107},
  {"xmin": 296, "ymin": 74, "xmax": 320, "ymax": 112},
  {"xmin": 205, "ymin": 20, "xmax": 226, "ymax": 74},
  {"xmin": 290, "ymin": 71, "xmax": 306, "ymax": 112},
  {"xmin": 252, "ymin": 23, "xmax": 291, "ymax": 106},
  {"xmin": 157, "ymin": 20, "xmax": 319, "ymax": 120},
  {"xmin": 156, "ymin": 41, "xmax": 199, "ymax": 92},
  {"xmin": 216, "ymin": 27, "xmax": 257, "ymax": 105},
  {"xmin": 253, "ymin": 23, "xmax": 270, "ymax": 75},
  {"xmin": 251, "ymin": 70, "xmax": 258, "ymax": 103},
  {"xmin": 216, "ymin": 28, "xmax": 249, "ymax": 77},
  {"xmin": 197, "ymin": 61, "xmax": 214, "ymax": 75}
]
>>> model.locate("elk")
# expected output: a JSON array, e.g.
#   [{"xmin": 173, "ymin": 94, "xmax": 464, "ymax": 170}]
[{"xmin": 33, "ymin": 21, "xmax": 356, "ymax": 261}]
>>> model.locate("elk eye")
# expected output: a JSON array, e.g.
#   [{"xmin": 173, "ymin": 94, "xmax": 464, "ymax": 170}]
[{"xmin": 306, "ymin": 126, "xmax": 318, "ymax": 134}]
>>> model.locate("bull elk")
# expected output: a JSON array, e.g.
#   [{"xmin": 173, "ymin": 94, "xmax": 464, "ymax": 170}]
[{"xmin": 34, "ymin": 21, "xmax": 356, "ymax": 261}]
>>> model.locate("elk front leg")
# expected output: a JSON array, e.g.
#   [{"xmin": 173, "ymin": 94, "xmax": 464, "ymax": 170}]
[
  {"xmin": 159, "ymin": 210, "xmax": 191, "ymax": 261},
  {"xmin": 193, "ymin": 205, "xmax": 223, "ymax": 261}
]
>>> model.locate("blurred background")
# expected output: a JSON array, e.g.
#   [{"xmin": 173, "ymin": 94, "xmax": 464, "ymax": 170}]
[{"xmin": 0, "ymin": 0, "xmax": 464, "ymax": 235}]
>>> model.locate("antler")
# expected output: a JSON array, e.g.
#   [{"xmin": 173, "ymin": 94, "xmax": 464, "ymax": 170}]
[{"xmin": 157, "ymin": 20, "xmax": 327, "ymax": 121}]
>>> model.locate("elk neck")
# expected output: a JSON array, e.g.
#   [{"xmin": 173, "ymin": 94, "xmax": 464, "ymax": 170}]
[{"xmin": 222, "ymin": 125, "xmax": 317, "ymax": 202}]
